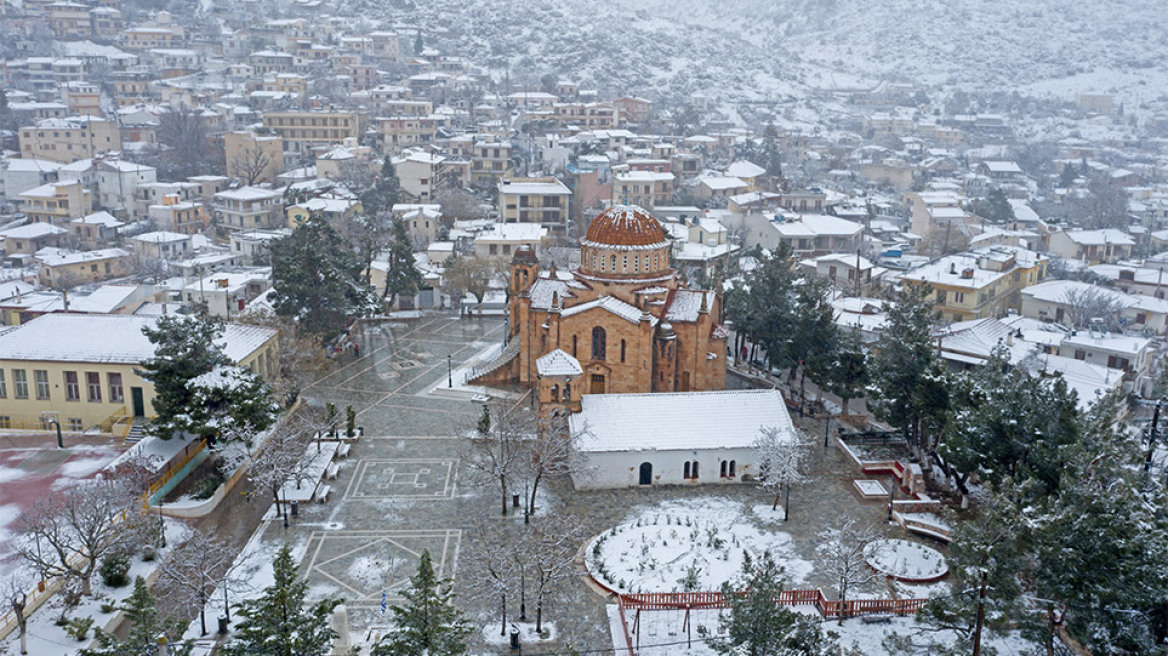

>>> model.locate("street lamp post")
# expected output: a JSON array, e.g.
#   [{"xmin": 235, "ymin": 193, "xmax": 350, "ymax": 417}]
[
  {"xmin": 447, "ymin": 354, "xmax": 453, "ymax": 388},
  {"xmin": 824, "ymin": 418, "xmax": 831, "ymax": 448},
  {"xmin": 887, "ymin": 475, "xmax": 896, "ymax": 522},
  {"xmin": 52, "ymin": 420, "xmax": 63, "ymax": 449},
  {"xmin": 282, "ymin": 487, "xmax": 289, "ymax": 529}
]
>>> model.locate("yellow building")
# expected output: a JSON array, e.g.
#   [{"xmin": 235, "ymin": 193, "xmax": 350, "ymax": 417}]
[
  {"xmin": 224, "ymin": 131, "xmax": 285, "ymax": 185},
  {"xmin": 37, "ymin": 247, "xmax": 132, "ymax": 287},
  {"xmin": 0, "ymin": 314, "xmax": 278, "ymax": 431},
  {"xmin": 261, "ymin": 111, "xmax": 362, "ymax": 158},
  {"xmin": 899, "ymin": 246, "xmax": 1048, "ymax": 323},
  {"xmin": 16, "ymin": 180, "xmax": 93, "ymax": 224},
  {"xmin": 19, "ymin": 116, "xmax": 122, "ymax": 163}
]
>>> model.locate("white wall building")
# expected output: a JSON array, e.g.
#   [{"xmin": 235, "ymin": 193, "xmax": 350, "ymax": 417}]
[{"xmin": 569, "ymin": 389, "xmax": 793, "ymax": 490}]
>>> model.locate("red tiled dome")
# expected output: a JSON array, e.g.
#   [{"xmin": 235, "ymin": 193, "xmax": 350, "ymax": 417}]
[{"xmin": 584, "ymin": 205, "xmax": 668, "ymax": 248}]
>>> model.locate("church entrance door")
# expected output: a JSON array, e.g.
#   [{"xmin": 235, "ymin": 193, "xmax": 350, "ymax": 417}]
[
  {"xmin": 638, "ymin": 462, "xmax": 653, "ymax": 485},
  {"xmin": 590, "ymin": 373, "xmax": 606, "ymax": 394}
]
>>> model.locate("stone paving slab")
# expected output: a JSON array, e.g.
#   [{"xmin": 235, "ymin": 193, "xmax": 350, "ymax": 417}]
[{"xmin": 343, "ymin": 459, "xmax": 458, "ymax": 499}]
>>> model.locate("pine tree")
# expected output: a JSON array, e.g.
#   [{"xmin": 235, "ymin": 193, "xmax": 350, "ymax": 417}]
[
  {"xmin": 82, "ymin": 576, "xmax": 188, "ymax": 656},
  {"xmin": 868, "ymin": 284, "xmax": 937, "ymax": 453},
  {"xmin": 219, "ymin": 547, "xmax": 341, "ymax": 656},
  {"xmin": 824, "ymin": 329, "xmax": 867, "ymax": 416},
  {"xmin": 1058, "ymin": 163, "xmax": 1077, "ymax": 189},
  {"xmin": 760, "ymin": 122, "xmax": 782, "ymax": 182},
  {"xmin": 372, "ymin": 550, "xmax": 471, "ymax": 656},
  {"xmin": 361, "ymin": 157, "xmax": 401, "ymax": 218},
  {"xmin": 271, "ymin": 214, "xmax": 378, "ymax": 340},
  {"xmin": 787, "ymin": 276, "xmax": 838, "ymax": 413},
  {"xmin": 137, "ymin": 313, "xmax": 233, "ymax": 439},
  {"xmin": 707, "ymin": 551, "xmax": 837, "ymax": 656},
  {"xmin": 414, "ymin": 30, "xmax": 424, "ymax": 55},
  {"xmin": 381, "ymin": 219, "xmax": 423, "ymax": 306},
  {"xmin": 725, "ymin": 243, "xmax": 798, "ymax": 373}
]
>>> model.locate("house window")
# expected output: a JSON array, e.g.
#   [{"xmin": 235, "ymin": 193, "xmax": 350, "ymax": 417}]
[
  {"xmin": 953, "ymin": 292, "xmax": 966, "ymax": 304},
  {"xmin": 12, "ymin": 370, "xmax": 28, "ymax": 399},
  {"xmin": 550, "ymin": 384, "xmax": 559, "ymax": 401},
  {"xmin": 0, "ymin": 417, "xmax": 8, "ymax": 429},
  {"xmin": 0, "ymin": 370, "xmax": 6, "ymax": 398},
  {"xmin": 65, "ymin": 371, "xmax": 79, "ymax": 401},
  {"xmin": 592, "ymin": 327, "xmax": 606, "ymax": 360},
  {"xmin": 108, "ymin": 373, "xmax": 123, "ymax": 403},
  {"xmin": 86, "ymin": 372, "xmax": 101, "ymax": 402},
  {"xmin": 68, "ymin": 418, "xmax": 83, "ymax": 431},
  {"xmin": 1074, "ymin": 349, "xmax": 1087, "ymax": 361},
  {"xmin": 684, "ymin": 461, "xmax": 700, "ymax": 480},
  {"xmin": 34, "ymin": 370, "xmax": 50, "ymax": 400}
]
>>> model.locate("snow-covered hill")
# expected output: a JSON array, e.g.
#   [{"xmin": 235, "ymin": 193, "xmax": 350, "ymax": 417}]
[{"xmin": 349, "ymin": 0, "xmax": 1168, "ymax": 108}]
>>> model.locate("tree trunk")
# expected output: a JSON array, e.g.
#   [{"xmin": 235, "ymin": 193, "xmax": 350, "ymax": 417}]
[
  {"xmin": 535, "ymin": 596, "xmax": 543, "ymax": 634},
  {"xmin": 784, "ymin": 483, "xmax": 790, "ymax": 522},
  {"xmin": 838, "ymin": 580, "xmax": 847, "ymax": 625},
  {"xmin": 529, "ymin": 471, "xmax": 543, "ymax": 518},
  {"xmin": 200, "ymin": 607, "xmax": 207, "ymax": 635},
  {"xmin": 500, "ymin": 474, "xmax": 508, "ymax": 516},
  {"xmin": 772, "ymin": 488, "xmax": 781, "ymax": 511},
  {"xmin": 500, "ymin": 593, "xmax": 506, "ymax": 636}
]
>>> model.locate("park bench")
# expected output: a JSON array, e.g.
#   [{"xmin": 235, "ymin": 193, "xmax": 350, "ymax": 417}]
[
  {"xmin": 315, "ymin": 485, "xmax": 332, "ymax": 503},
  {"xmin": 325, "ymin": 463, "xmax": 339, "ymax": 480},
  {"xmin": 337, "ymin": 443, "xmax": 352, "ymax": 459}
]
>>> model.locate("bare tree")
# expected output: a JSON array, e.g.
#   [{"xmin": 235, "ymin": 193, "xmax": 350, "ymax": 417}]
[
  {"xmin": 516, "ymin": 514, "xmax": 583, "ymax": 634},
  {"xmin": 232, "ymin": 310, "xmax": 329, "ymax": 405},
  {"xmin": 442, "ymin": 255, "xmax": 508, "ymax": 314},
  {"xmin": 129, "ymin": 250, "xmax": 169, "ymax": 281},
  {"xmin": 755, "ymin": 425, "xmax": 810, "ymax": 520},
  {"xmin": 815, "ymin": 519, "xmax": 885, "ymax": 624},
  {"xmin": 5, "ymin": 573, "xmax": 33, "ymax": 655},
  {"xmin": 519, "ymin": 413, "xmax": 580, "ymax": 518},
  {"xmin": 243, "ymin": 414, "xmax": 315, "ymax": 519},
  {"xmin": 464, "ymin": 516, "xmax": 518, "ymax": 637},
  {"xmin": 460, "ymin": 402, "xmax": 530, "ymax": 516},
  {"xmin": 436, "ymin": 188, "xmax": 485, "ymax": 222},
  {"xmin": 17, "ymin": 478, "xmax": 146, "ymax": 596},
  {"xmin": 231, "ymin": 143, "xmax": 273, "ymax": 186},
  {"xmin": 157, "ymin": 105, "xmax": 219, "ymax": 180},
  {"xmin": 156, "ymin": 529, "xmax": 237, "ymax": 635},
  {"xmin": 1070, "ymin": 176, "xmax": 1129, "ymax": 229},
  {"xmin": 1060, "ymin": 286, "xmax": 1128, "ymax": 332}
]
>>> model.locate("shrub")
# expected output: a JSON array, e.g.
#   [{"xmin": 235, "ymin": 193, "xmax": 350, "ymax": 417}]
[
  {"xmin": 99, "ymin": 602, "xmax": 117, "ymax": 614},
  {"xmin": 100, "ymin": 553, "xmax": 131, "ymax": 588},
  {"xmin": 65, "ymin": 616, "xmax": 94, "ymax": 641},
  {"xmin": 191, "ymin": 473, "xmax": 226, "ymax": 500}
]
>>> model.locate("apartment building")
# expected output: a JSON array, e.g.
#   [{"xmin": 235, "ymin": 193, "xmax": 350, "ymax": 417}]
[
  {"xmin": 19, "ymin": 116, "xmax": 122, "ymax": 163},
  {"xmin": 214, "ymin": 187, "xmax": 284, "ymax": 231},
  {"xmin": 374, "ymin": 115, "xmax": 438, "ymax": 153},
  {"xmin": 611, "ymin": 170, "xmax": 674, "ymax": 209},
  {"xmin": 16, "ymin": 180, "xmax": 93, "ymax": 224},
  {"xmin": 37, "ymin": 247, "xmax": 132, "ymax": 286},
  {"xmin": 262, "ymin": 111, "xmax": 362, "ymax": 159},
  {"xmin": 497, "ymin": 177, "xmax": 572, "ymax": 231}
]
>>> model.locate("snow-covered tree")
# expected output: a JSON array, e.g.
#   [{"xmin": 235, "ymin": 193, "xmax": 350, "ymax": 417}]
[
  {"xmin": 815, "ymin": 519, "xmax": 884, "ymax": 624},
  {"xmin": 516, "ymin": 514, "xmax": 582, "ymax": 634},
  {"xmin": 137, "ymin": 313, "xmax": 232, "ymax": 439},
  {"xmin": 464, "ymin": 518, "xmax": 518, "ymax": 637},
  {"xmin": 270, "ymin": 214, "xmax": 378, "ymax": 340},
  {"xmin": 82, "ymin": 576, "xmax": 190, "ymax": 656},
  {"xmin": 754, "ymin": 425, "xmax": 810, "ymax": 520},
  {"xmin": 372, "ymin": 549, "xmax": 470, "ymax": 656},
  {"xmin": 379, "ymin": 218, "xmax": 423, "ymax": 306},
  {"xmin": 868, "ymin": 283, "xmax": 938, "ymax": 456},
  {"xmin": 460, "ymin": 401, "xmax": 530, "ymax": 516},
  {"xmin": 5, "ymin": 573, "xmax": 33, "ymax": 655},
  {"xmin": 706, "ymin": 550, "xmax": 837, "ymax": 656},
  {"xmin": 156, "ymin": 529, "xmax": 239, "ymax": 636},
  {"xmin": 219, "ymin": 546, "xmax": 341, "ymax": 656},
  {"xmin": 17, "ymin": 478, "xmax": 147, "ymax": 596},
  {"xmin": 185, "ymin": 366, "xmax": 279, "ymax": 444}
]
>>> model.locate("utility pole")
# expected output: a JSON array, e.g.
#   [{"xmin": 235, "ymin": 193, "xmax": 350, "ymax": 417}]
[
  {"xmin": 1146, "ymin": 397, "xmax": 1165, "ymax": 475},
  {"xmin": 972, "ymin": 569, "xmax": 989, "ymax": 656}
]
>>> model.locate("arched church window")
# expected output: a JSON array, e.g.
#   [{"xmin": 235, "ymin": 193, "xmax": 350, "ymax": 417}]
[
  {"xmin": 592, "ymin": 326, "xmax": 606, "ymax": 360},
  {"xmin": 620, "ymin": 339, "xmax": 626, "ymax": 363},
  {"xmin": 550, "ymin": 384, "xmax": 559, "ymax": 401}
]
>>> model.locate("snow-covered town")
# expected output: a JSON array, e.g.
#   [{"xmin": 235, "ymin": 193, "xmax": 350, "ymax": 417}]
[{"xmin": 0, "ymin": 0, "xmax": 1167, "ymax": 654}]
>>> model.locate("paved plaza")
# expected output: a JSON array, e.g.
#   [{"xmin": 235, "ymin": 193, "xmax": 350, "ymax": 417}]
[{"xmin": 244, "ymin": 312, "xmax": 913, "ymax": 651}]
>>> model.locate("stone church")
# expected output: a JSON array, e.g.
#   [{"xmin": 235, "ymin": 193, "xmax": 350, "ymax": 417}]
[{"xmin": 473, "ymin": 205, "xmax": 727, "ymax": 415}]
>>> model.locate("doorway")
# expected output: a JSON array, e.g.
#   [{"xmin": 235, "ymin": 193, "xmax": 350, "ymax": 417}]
[
  {"xmin": 638, "ymin": 462, "xmax": 653, "ymax": 485},
  {"xmin": 590, "ymin": 373, "xmax": 606, "ymax": 394},
  {"xmin": 130, "ymin": 387, "xmax": 145, "ymax": 417}
]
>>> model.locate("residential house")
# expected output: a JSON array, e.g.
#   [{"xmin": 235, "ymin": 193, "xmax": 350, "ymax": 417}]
[
  {"xmin": 16, "ymin": 180, "xmax": 92, "ymax": 223},
  {"xmin": 899, "ymin": 246, "xmax": 1048, "ymax": 322},
  {"xmin": 37, "ymin": 247, "xmax": 131, "ymax": 286},
  {"xmin": 0, "ymin": 223, "xmax": 67, "ymax": 255},
  {"xmin": 18, "ymin": 115, "xmax": 122, "ymax": 163},
  {"xmin": 1021, "ymin": 279, "xmax": 1168, "ymax": 336},
  {"xmin": 130, "ymin": 231, "xmax": 191, "ymax": 261},
  {"xmin": 474, "ymin": 223, "xmax": 548, "ymax": 258},
  {"xmin": 1047, "ymin": 229, "xmax": 1135, "ymax": 265},
  {"xmin": 391, "ymin": 150, "xmax": 449, "ymax": 201},
  {"xmin": 214, "ymin": 187, "xmax": 284, "ymax": 231},
  {"xmin": 95, "ymin": 159, "xmax": 156, "ymax": 216},
  {"xmin": 183, "ymin": 268, "xmax": 273, "ymax": 318},
  {"xmin": 612, "ymin": 171, "xmax": 674, "ymax": 209},
  {"xmin": 69, "ymin": 211, "xmax": 125, "ymax": 246}
]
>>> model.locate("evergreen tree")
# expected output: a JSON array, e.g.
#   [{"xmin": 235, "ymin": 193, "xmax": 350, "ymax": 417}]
[
  {"xmin": 725, "ymin": 243, "xmax": 798, "ymax": 372},
  {"xmin": 938, "ymin": 348, "xmax": 1081, "ymax": 497},
  {"xmin": 970, "ymin": 188, "xmax": 1014, "ymax": 222},
  {"xmin": 219, "ymin": 547, "xmax": 342, "ymax": 656},
  {"xmin": 372, "ymin": 550, "xmax": 471, "ymax": 656},
  {"xmin": 361, "ymin": 157, "xmax": 401, "ymax": 218},
  {"xmin": 137, "ymin": 313, "xmax": 233, "ymax": 439},
  {"xmin": 1058, "ymin": 163, "xmax": 1077, "ymax": 189},
  {"xmin": 414, "ymin": 30, "xmax": 423, "ymax": 55},
  {"xmin": 787, "ymin": 276, "xmax": 838, "ymax": 412},
  {"xmin": 82, "ymin": 576, "xmax": 189, "ymax": 656},
  {"xmin": 824, "ymin": 329, "xmax": 868, "ymax": 416},
  {"xmin": 185, "ymin": 365, "xmax": 278, "ymax": 443},
  {"xmin": 706, "ymin": 551, "xmax": 837, "ymax": 656},
  {"xmin": 381, "ymin": 219, "xmax": 423, "ymax": 306},
  {"xmin": 760, "ymin": 122, "xmax": 783, "ymax": 182},
  {"xmin": 868, "ymin": 284, "xmax": 937, "ymax": 452},
  {"xmin": 271, "ymin": 215, "xmax": 378, "ymax": 340}
]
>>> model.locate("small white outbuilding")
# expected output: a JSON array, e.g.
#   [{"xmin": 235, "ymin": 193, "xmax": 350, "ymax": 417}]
[{"xmin": 569, "ymin": 389, "xmax": 795, "ymax": 490}]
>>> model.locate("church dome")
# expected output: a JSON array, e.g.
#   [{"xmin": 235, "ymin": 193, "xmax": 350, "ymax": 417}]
[{"xmin": 583, "ymin": 205, "xmax": 669, "ymax": 249}]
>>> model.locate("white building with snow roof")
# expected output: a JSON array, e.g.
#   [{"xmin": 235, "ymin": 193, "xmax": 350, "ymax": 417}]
[{"xmin": 569, "ymin": 389, "xmax": 792, "ymax": 489}]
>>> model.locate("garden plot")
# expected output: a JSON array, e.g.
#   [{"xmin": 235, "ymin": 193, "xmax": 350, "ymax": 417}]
[
  {"xmin": 865, "ymin": 539, "xmax": 948, "ymax": 582},
  {"xmin": 586, "ymin": 498, "xmax": 812, "ymax": 594}
]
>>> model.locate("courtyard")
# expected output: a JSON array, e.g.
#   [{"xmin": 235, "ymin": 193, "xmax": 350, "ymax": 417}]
[{"xmin": 245, "ymin": 312, "xmax": 942, "ymax": 651}]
